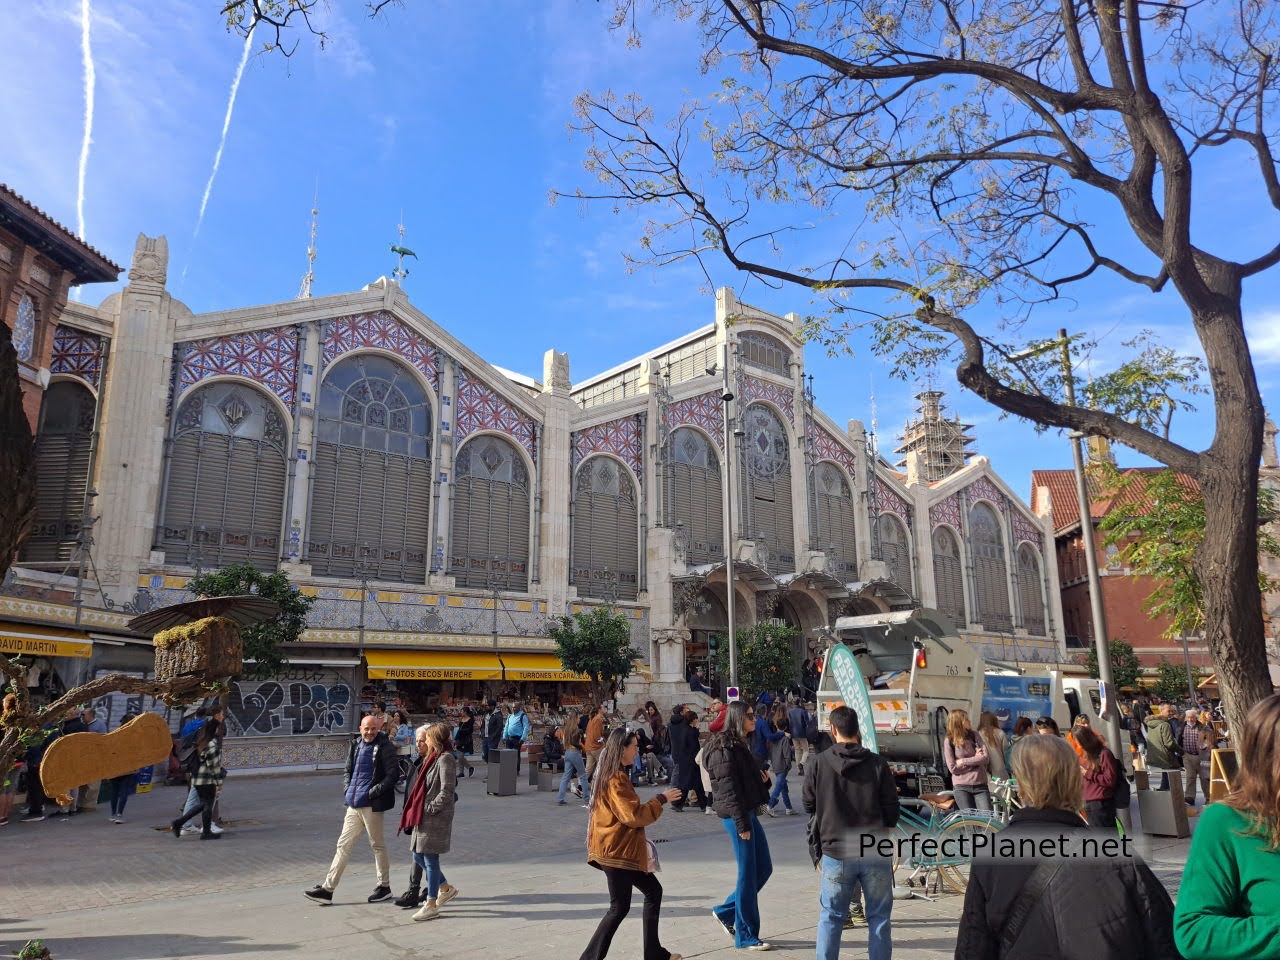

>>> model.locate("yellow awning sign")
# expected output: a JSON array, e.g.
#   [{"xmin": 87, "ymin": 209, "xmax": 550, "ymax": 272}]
[
  {"xmin": 364, "ymin": 649, "xmax": 504, "ymax": 681},
  {"xmin": 0, "ymin": 622, "xmax": 93, "ymax": 659},
  {"xmin": 499, "ymin": 652, "xmax": 588, "ymax": 682}
]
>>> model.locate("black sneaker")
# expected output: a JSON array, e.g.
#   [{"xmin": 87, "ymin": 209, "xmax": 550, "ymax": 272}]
[
  {"xmin": 368, "ymin": 885, "xmax": 392, "ymax": 903},
  {"xmin": 304, "ymin": 886, "xmax": 333, "ymax": 904},
  {"xmin": 712, "ymin": 910, "xmax": 735, "ymax": 940},
  {"xmin": 393, "ymin": 889, "xmax": 421, "ymax": 908}
]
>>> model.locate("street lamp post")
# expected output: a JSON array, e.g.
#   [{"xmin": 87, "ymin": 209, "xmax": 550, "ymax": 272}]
[{"xmin": 719, "ymin": 340, "xmax": 739, "ymax": 690}]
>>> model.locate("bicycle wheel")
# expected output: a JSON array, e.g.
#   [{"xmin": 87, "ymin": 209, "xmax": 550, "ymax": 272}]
[{"xmin": 935, "ymin": 814, "xmax": 1001, "ymax": 894}]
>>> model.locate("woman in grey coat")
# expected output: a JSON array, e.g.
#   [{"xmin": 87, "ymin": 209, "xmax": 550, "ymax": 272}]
[{"xmin": 398, "ymin": 723, "xmax": 459, "ymax": 922}]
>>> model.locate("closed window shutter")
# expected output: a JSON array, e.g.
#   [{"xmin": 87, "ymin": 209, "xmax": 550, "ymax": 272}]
[
  {"xmin": 877, "ymin": 513, "xmax": 911, "ymax": 592},
  {"xmin": 811, "ymin": 464, "xmax": 857, "ymax": 580},
  {"xmin": 449, "ymin": 436, "xmax": 530, "ymax": 592},
  {"xmin": 159, "ymin": 433, "xmax": 200, "ymax": 565},
  {"xmin": 668, "ymin": 431, "xmax": 723, "ymax": 564},
  {"xmin": 1018, "ymin": 544, "xmax": 1046, "ymax": 634},
  {"xmin": 571, "ymin": 457, "xmax": 639, "ymax": 600},
  {"xmin": 21, "ymin": 382, "xmax": 96, "ymax": 564},
  {"xmin": 932, "ymin": 526, "xmax": 966, "ymax": 626},
  {"xmin": 970, "ymin": 503, "xmax": 1012, "ymax": 630}
]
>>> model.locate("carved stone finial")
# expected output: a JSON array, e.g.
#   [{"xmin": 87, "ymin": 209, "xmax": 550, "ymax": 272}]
[
  {"xmin": 544, "ymin": 349, "xmax": 571, "ymax": 395},
  {"xmin": 128, "ymin": 234, "xmax": 169, "ymax": 287}
]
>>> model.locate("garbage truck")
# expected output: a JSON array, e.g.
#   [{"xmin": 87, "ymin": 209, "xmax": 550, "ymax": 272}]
[{"xmin": 815, "ymin": 607, "xmax": 1104, "ymax": 772}]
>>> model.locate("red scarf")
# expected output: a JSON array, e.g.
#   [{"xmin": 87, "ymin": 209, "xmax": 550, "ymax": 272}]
[{"xmin": 399, "ymin": 751, "xmax": 438, "ymax": 833}]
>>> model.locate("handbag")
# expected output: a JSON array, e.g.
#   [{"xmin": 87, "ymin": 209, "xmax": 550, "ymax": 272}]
[
  {"xmin": 645, "ymin": 838, "xmax": 661, "ymax": 873},
  {"xmin": 999, "ymin": 860, "xmax": 1063, "ymax": 952}
]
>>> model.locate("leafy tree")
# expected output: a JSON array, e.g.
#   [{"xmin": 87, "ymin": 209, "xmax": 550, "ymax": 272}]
[
  {"xmin": 549, "ymin": 607, "xmax": 640, "ymax": 708},
  {"xmin": 559, "ymin": 0, "xmax": 1280, "ymax": 738},
  {"xmin": 1098, "ymin": 467, "xmax": 1280, "ymax": 640},
  {"xmin": 1151, "ymin": 658, "xmax": 1199, "ymax": 705},
  {"xmin": 186, "ymin": 563, "xmax": 315, "ymax": 680},
  {"xmin": 1083, "ymin": 639, "xmax": 1142, "ymax": 692},
  {"xmin": 715, "ymin": 621, "xmax": 799, "ymax": 702}
]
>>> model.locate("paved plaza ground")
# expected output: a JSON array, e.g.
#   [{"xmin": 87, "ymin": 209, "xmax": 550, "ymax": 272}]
[{"xmin": 1, "ymin": 770, "xmax": 1193, "ymax": 960}]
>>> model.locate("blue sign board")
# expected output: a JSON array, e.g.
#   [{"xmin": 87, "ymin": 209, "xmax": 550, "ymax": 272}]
[{"xmin": 982, "ymin": 675, "xmax": 1053, "ymax": 732}]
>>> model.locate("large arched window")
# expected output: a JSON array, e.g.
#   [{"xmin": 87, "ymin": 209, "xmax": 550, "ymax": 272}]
[
  {"xmin": 1017, "ymin": 543, "xmax": 1047, "ymax": 635},
  {"xmin": 877, "ymin": 513, "xmax": 911, "ymax": 592},
  {"xmin": 810, "ymin": 461, "xmax": 857, "ymax": 580},
  {"xmin": 743, "ymin": 403, "xmax": 795, "ymax": 574},
  {"xmin": 970, "ymin": 502, "xmax": 1012, "ymax": 630},
  {"xmin": 667, "ymin": 427, "xmax": 723, "ymax": 564},
  {"xmin": 739, "ymin": 331, "xmax": 792, "ymax": 375},
  {"xmin": 450, "ymin": 434, "xmax": 530, "ymax": 591},
  {"xmin": 932, "ymin": 526, "xmax": 966, "ymax": 627},
  {"xmin": 571, "ymin": 456, "xmax": 639, "ymax": 601},
  {"xmin": 308, "ymin": 354, "xmax": 432, "ymax": 582},
  {"xmin": 21, "ymin": 381, "xmax": 96, "ymax": 563},
  {"xmin": 160, "ymin": 382, "xmax": 287, "ymax": 570}
]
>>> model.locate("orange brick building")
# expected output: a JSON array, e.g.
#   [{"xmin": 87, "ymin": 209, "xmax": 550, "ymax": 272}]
[{"xmin": 1, "ymin": 184, "xmax": 120, "ymax": 431}]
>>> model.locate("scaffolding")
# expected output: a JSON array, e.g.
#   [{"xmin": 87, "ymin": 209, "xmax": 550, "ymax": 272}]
[{"xmin": 894, "ymin": 390, "xmax": 974, "ymax": 483}]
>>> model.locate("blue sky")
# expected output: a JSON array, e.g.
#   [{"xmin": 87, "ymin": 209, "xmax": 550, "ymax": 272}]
[{"xmin": 4, "ymin": 0, "xmax": 1279, "ymax": 502}]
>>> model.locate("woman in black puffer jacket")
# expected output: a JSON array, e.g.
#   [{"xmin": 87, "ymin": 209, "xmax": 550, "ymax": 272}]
[
  {"xmin": 955, "ymin": 734, "xmax": 1178, "ymax": 960},
  {"xmin": 703, "ymin": 701, "xmax": 773, "ymax": 951}
]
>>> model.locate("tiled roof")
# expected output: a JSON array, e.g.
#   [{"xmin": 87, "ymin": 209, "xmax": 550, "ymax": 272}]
[
  {"xmin": 0, "ymin": 184, "xmax": 121, "ymax": 283},
  {"xmin": 1030, "ymin": 466, "xmax": 1200, "ymax": 534}
]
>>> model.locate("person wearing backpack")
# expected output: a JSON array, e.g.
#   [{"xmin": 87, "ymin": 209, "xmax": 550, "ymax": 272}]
[
  {"xmin": 1076, "ymin": 727, "xmax": 1128, "ymax": 831},
  {"xmin": 177, "ymin": 706, "xmax": 227, "ymax": 836},
  {"xmin": 786, "ymin": 697, "xmax": 812, "ymax": 773},
  {"xmin": 955, "ymin": 735, "xmax": 1177, "ymax": 960}
]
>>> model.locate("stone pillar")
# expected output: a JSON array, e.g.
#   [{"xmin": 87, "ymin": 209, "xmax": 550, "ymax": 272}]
[
  {"xmin": 540, "ymin": 349, "xmax": 574, "ymax": 618},
  {"xmin": 280, "ymin": 319, "xmax": 322, "ymax": 577},
  {"xmin": 91, "ymin": 235, "xmax": 186, "ymax": 604},
  {"xmin": 428, "ymin": 353, "xmax": 457, "ymax": 587},
  {"xmin": 652, "ymin": 627, "xmax": 690, "ymax": 683},
  {"xmin": 913, "ymin": 483, "xmax": 938, "ymax": 609}
]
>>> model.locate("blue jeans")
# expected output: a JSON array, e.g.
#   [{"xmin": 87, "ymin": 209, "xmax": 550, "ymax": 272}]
[
  {"xmin": 769, "ymin": 772, "xmax": 792, "ymax": 810},
  {"xmin": 181, "ymin": 785, "xmax": 200, "ymax": 817},
  {"xmin": 714, "ymin": 812, "xmax": 773, "ymax": 947},
  {"xmin": 816, "ymin": 855, "xmax": 893, "ymax": 960},
  {"xmin": 412, "ymin": 851, "xmax": 447, "ymax": 900},
  {"xmin": 481, "ymin": 736, "xmax": 493, "ymax": 763},
  {"xmin": 558, "ymin": 749, "xmax": 588, "ymax": 803}
]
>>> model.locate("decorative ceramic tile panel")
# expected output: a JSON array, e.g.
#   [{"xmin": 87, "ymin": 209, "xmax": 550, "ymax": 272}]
[
  {"xmin": 667, "ymin": 391, "xmax": 723, "ymax": 448},
  {"xmin": 873, "ymin": 473, "xmax": 913, "ymax": 526},
  {"xmin": 929, "ymin": 493, "xmax": 963, "ymax": 531},
  {"xmin": 50, "ymin": 325, "xmax": 104, "ymax": 388},
  {"xmin": 323, "ymin": 311, "xmax": 438, "ymax": 389},
  {"xmin": 807, "ymin": 421, "xmax": 858, "ymax": 479},
  {"xmin": 741, "ymin": 373, "xmax": 795, "ymax": 420},
  {"xmin": 13, "ymin": 295, "xmax": 35, "ymax": 362},
  {"xmin": 455, "ymin": 367, "xmax": 538, "ymax": 459},
  {"xmin": 1011, "ymin": 511, "xmax": 1043, "ymax": 546},
  {"xmin": 178, "ymin": 326, "xmax": 299, "ymax": 406},
  {"xmin": 572, "ymin": 414, "xmax": 645, "ymax": 479},
  {"xmin": 965, "ymin": 474, "xmax": 1007, "ymax": 511}
]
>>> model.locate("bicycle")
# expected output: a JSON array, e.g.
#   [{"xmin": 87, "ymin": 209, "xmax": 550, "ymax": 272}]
[
  {"xmin": 892, "ymin": 777, "xmax": 1003, "ymax": 896},
  {"xmin": 990, "ymin": 775, "xmax": 1126, "ymax": 838}
]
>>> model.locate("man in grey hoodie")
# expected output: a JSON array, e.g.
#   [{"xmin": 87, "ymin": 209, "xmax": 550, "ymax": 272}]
[{"xmin": 803, "ymin": 706, "xmax": 900, "ymax": 960}]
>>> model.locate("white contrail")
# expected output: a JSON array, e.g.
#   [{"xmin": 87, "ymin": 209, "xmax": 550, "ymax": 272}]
[
  {"xmin": 188, "ymin": 27, "xmax": 255, "ymax": 255},
  {"xmin": 76, "ymin": 0, "xmax": 94, "ymax": 241}
]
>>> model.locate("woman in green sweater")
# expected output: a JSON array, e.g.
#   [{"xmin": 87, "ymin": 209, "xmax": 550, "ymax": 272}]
[{"xmin": 1174, "ymin": 693, "xmax": 1280, "ymax": 960}]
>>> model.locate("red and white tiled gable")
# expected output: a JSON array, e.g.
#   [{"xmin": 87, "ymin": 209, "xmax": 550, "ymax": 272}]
[
  {"xmin": 178, "ymin": 327, "xmax": 299, "ymax": 406},
  {"xmin": 455, "ymin": 367, "xmax": 538, "ymax": 460},
  {"xmin": 50, "ymin": 324, "xmax": 105, "ymax": 389},
  {"xmin": 572, "ymin": 415, "xmax": 645, "ymax": 479},
  {"xmin": 667, "ymin": 391, "xmax": 724, "ymax": 448},
  {"xmin": 322, "ymin": 311, "xmax": 438, "ymax": 389}
]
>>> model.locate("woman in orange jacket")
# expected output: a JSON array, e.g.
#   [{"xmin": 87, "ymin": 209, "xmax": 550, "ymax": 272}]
[{"xmin": 582, "ymin": 727, "xmax": 684, "ymax": 960}]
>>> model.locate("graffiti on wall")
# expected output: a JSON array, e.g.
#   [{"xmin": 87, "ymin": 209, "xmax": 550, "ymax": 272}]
[
  {"xmin": 91, "ymin": 670, "xmax": 181, "ymax": 733},
  {"xmin": 225, "ymin": 668, "xmax": 354, "ymax": 737}
]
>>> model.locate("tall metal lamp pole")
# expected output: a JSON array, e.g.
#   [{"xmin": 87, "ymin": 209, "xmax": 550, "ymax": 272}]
[{"xmin": 720, "ymin": 340, "xmax": 739, "ymax": 690}]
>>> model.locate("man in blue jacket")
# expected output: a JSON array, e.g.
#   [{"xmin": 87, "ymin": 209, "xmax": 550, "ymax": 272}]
[
  {"xmin": 502, "ymin": 701, "xmax": 532, "ymax": 774},
  {"xmin": 305, "ymin": 716, "xmax": 399, "ymax": 904}
]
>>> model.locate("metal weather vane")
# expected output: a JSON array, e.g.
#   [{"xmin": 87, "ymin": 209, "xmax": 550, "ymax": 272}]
[{"xmin": 390, "ymin": 214, "xmax": 417, "ymax": 281}]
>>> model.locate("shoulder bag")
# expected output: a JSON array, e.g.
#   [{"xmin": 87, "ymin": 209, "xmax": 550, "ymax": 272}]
[{"xmin": 998, "ymin": 860, "xmax": 1064, "ymax": 954}]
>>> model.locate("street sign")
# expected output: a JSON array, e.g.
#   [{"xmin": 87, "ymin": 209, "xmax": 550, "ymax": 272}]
[
  {"xmin": 727, "ymin": 686, "xmax": 740, "ymax": 702},
  {"xmin": 825, "ymin": 643, "xmax": 879, "ymax": 753}
]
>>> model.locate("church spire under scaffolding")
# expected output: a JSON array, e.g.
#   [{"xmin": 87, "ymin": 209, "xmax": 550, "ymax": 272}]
[{"xmin": 297, "ymin": 189, "xmax": 318, "ymax": 300}]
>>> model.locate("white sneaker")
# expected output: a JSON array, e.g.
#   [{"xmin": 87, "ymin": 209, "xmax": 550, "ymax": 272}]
[
  {"xmin": 412, "ymin": 902, "xmax": 440, "ymax": 922},
  {"xmin": 786, "ymin": 808, "xmax": 799, "ymax": 816},
  {"xmin": 181, "ymin": 824, "xmax": 200, "ymax": 835},
  {"xmin": 704, "ymin": 807, "xmax": 714, "ymax": 816},
  {"xmin": 765, "ymin": 805, "xmax": 778, "ymax": 818},
  {"xmin": 437, "ymin": 884, "xmax": 459, "ymax": 906},
  {"xmin": 746, "ymin": 943, "xmax": 773, "ymax": 951},
  {"xmin": 209, "ymin": 822, "xmax": 224, "ymax": 835}
]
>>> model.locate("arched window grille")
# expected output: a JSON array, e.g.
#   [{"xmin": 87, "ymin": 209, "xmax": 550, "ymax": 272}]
[
  {"xmin": 743, "ymin": 403, "xmax": 795, "ymax": 573},
  {"xmin": 667, "ymin": 427, "xmax": 723, "ymax": 563},
  {"xmin": 571, "ymin": 456, "xmax": 639, "ymax": 601},
  {"xmin": 21, "ymin": 380, "xmax": 96, "ymax": 563},
  {"xmin": 739, "ymin": 331, "xmax": 792, "ymax": 376},
  {"xmin": 160, "ymin": 382, "xmax": 288, "ymax": 571},
  {"xmin": 450, "ymin": 434, "xmax": 530, "ymax": 591},
  {"xmin": 308, "ymin": 354, "xmax": 432, "ymax": 582},
  {"xmin": 810, "ymin": 461, "xmax": 857, "ymax": 580},
  {"xmin": 970, "ymin": 502, "xmax": 1013, "ymax": 630},
  {"xmin": 932, "ymin": 526, "xmax": 966, "ymax": 627},
  {"xmin": 877, "ymin": 513, "xmax": 911, "ymax": 591},
  {"xmin": 1017, "ymin": 543, "xmax": 1047, "ymax": 635}
]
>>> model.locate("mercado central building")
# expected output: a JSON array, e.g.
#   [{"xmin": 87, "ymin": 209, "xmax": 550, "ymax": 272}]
[{"xmin": 6, "ymin": 233, "xmax": 1066, "ymax": 772}]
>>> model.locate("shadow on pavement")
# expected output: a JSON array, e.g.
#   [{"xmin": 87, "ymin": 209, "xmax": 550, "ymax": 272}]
[{"xmin": 0, "ymin": 934, "xmax": 292, "ymax": 960}]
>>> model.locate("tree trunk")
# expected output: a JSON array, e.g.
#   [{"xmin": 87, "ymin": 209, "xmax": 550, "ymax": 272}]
[
  {"xmin": 1192, "ymin": 293, "xmax": 1273, "ymax": 739},
  {"xmin": 0, "ymin": 321, "xmax": 36, "ymax": 581}
]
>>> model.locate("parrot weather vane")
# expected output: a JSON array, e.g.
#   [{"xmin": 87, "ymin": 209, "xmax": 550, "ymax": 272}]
[{"xmin": 390, "ymin": 213, "xmax": 417, "ymax": 282}]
